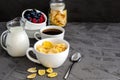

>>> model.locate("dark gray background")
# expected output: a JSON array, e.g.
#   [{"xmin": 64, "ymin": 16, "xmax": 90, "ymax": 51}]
[{"xmin": 0, "ymin": 0, "xmax": 120, "ymax": 22}]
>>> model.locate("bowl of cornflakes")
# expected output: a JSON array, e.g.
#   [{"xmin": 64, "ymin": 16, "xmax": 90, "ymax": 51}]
[{"xmin": 26, "ymin": 38, "xmax": 70, "ymax": 68}]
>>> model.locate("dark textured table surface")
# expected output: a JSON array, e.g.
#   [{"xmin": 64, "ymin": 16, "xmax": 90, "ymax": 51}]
[{"xmin": 0, "ymin": 22, "xmax": 120, "ymax": 80}]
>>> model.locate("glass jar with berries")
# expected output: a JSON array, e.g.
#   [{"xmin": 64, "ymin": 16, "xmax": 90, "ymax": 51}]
[{"xmin": 49, "ymin": 0, "xmax": 67, "ymax": 27}]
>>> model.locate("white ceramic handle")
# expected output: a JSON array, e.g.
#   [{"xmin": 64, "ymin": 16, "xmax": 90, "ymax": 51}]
[
  {"xmin": 34, "ymin": 32, "xmax": 40, "ymax": 40},
  {"xmin": 20, "ymin": 17, "xmax": 27, "ymax": 29},
  {"xmin": 26, "ymin": 48, "xmax": 40, "ymax": 64},
  {"xmin": 0, "ymin": 30, "xmax": 9, "ymax": 51}
]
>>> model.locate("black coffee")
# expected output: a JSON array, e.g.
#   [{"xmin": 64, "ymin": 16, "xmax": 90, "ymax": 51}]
[{"xmin": 42, "ymin": 29, "xmax": 62, "ymax": 35}]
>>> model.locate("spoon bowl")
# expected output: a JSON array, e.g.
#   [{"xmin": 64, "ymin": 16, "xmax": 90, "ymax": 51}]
[{"xmin": 71, "ymin": 52, "xmax": 81, "ymax": 62}]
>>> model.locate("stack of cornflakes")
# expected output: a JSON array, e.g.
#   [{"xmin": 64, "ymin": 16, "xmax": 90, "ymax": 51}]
[
  {"xmin": 36, "ymin": 41, "xmax": 67, "ymax": 54},
  {"xmin": 49, "ymin": 10, "xmax": 67, "ymax": 27}
]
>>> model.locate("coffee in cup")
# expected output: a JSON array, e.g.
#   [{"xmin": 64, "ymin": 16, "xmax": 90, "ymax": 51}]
[
  {"xmin": 42, "ymin": 28, "xmax": 62, "ymax": 35},
  {"xmin": 34, "ymin": 26, "xmax": 65, "ymax": 40}
]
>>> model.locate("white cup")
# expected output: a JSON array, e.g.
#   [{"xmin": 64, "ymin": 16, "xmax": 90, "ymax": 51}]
[
  {"xmin": 21, "ymin": 9, "xmax": 47, "ymax": 38},
  {"xmin": 34, "ymin": 26, "xmax": 65, "ymax": 40},
  {"xmin": 26, "ymin": 38, "xmax": 70, "ymax": 68},
  {"xmin": 21, "ymin": 9, "xmax": 47, "ymax": 30}
]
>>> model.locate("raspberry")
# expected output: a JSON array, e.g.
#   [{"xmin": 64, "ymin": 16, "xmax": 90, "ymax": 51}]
[
  {"xmin": 38, "ymin": 18, "xmax": 43, "ymax": 23},
  {"xmin": 39, "ymin": 15, "xmax": 45, "ymax": 23},
  {"xmin": 32, "ymin": 18, "xmax": 37, "ymax": 23}
]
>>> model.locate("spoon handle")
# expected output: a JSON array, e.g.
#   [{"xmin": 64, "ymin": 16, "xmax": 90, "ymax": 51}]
[{"xmin": 64, "ymin": 62, "xmax": 75, "ymax": 79}]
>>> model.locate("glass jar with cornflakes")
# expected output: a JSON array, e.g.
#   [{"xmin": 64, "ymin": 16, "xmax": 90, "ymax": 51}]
[{"xmin": 49, "ymin": 0, "xmax": 67, "ymax": 27}]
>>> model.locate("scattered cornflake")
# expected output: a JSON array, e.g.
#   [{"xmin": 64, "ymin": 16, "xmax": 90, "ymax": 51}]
[
  {"xmin": 46, "ymin": 67, "xmax": 53, "ymax": 73},
  {"xmin": 26, "ymin": 67, "xmax": 58, "ymax": 79},
  {"xmin": 27, "ymin": 73, "xmax": 37, "ymax": 79},
  {"xmin": 47, "ymin": 72, "xmax": 58, "ymax": 78},
  {"xmin": 38, "ymin": 69, "xmax": 46, "ymax": 76},
  {"xmin": 27, "ymin": 67, "xmax": 37, "ymax": 73}
]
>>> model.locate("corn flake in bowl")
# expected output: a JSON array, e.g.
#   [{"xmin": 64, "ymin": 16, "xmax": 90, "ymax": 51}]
[{"xmin": 36, "ymin": 41, "xmax": 67, "ymax": 54}]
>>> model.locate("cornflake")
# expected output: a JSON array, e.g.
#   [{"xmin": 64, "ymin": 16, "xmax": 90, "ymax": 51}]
[
  {"xmin": 27, "ymin": 73, "xmax": 37, "ymax": 79},
  {"xmin": 47, "ymin": 72, "xmax": 58, "ymax": 78},
  {"xmin": 27, "ymin": 67, "xmax": 37, "ymax": 73},
  {"xmin": 42, "ymin": 41, "xmax": 53, "ymax": 49},
  {"xmin": 46, "ymin": 67, "xmax": 53, "ymax": 73},
  {"xmin": 38, "ymin": 69, "xmax": 46, "ymax": 76}
]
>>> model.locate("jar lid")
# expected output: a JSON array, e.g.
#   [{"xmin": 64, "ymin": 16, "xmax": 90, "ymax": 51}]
[{"xmin": 50, "ymin": 0, "xmax": 64, "ymax": 3}]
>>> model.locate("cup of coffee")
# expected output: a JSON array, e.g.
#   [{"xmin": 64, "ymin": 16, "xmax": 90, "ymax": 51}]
[
  {"xmin": 26, "ymin": 38, "xmax": 70, "ymax": 68},
  {"xmin": 34, "ymin": 26, "xmax": 65, "ymax": 40}
]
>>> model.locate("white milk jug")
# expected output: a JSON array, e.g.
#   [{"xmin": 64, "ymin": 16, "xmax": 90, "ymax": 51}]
[{"xmin": 0, "ymin": 17, "xmax": 30, "ymax": 57}]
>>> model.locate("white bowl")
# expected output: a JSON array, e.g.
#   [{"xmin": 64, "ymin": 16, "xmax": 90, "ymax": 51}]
[
  {"xmin": 21, "ymin": 9, "xmax": 47, "ymax": 38},
  {"xmin": 26, "ymin": 38, "xmax": 70, "ymax": 68}
]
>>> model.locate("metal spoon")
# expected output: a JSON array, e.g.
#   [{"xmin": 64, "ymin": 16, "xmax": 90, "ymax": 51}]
[{"xmin": 64, "ymin": 52, "xmax": 81, "ymax": 80}]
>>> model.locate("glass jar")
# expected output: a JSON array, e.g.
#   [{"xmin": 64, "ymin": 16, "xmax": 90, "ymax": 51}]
[{"xmin": 49, "ymin": 0, "xmax": 67, "ymax": 27}]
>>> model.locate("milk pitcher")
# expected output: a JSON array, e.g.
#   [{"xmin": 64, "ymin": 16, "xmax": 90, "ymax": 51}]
[{"xmin": 0, "ymin": 17, "xmax": 30, "ymax": 57}]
